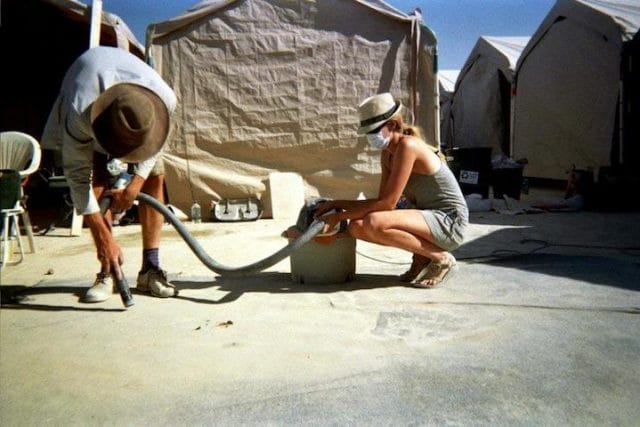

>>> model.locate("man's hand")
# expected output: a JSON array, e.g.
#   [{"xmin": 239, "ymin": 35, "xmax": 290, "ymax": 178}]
[
  {"xmin": 109, "ymin": 174, "xmax": 145, "ymax": 212},
  {"xmin": 85, "ymin": 213, "xmax": 124, "ymax": 273}
]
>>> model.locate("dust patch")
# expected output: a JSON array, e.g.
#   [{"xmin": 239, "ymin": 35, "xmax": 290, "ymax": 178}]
[{"xmin": 372, "ymin": 310, "xmax": 478, "ymax": 342}]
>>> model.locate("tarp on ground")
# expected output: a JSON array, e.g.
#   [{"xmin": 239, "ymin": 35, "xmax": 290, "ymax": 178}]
[
  {"xmin": 512, "ymin": 0, "xmax": 640, "ymax": 180},
  {"xmin": 146, "ymin": 0, "xmax": 438, "ymax": 215},
  {"xmin": 449, "ymin": 36, "xmax": 529, "ymax": 157}
]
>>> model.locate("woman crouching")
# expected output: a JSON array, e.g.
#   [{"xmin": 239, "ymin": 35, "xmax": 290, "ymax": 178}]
[{"xmin": 315, "ymin": 93, "xmax": 468, "ymax": 288}]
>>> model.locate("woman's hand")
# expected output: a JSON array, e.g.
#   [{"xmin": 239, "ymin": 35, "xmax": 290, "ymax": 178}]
[
  {"xmin": 318, "ymin": 211, "xmax": 342, "ymax": 235},
  {"xmin": 313, "ymin": 200, "xmax": 336, "ymax": 218}
]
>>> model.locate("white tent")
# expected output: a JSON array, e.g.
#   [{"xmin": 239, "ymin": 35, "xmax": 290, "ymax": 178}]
[
  {"xmin": 146, "ymin": 0, "xmax": 438, "ymax": 214},
  {"xmin": 512, "ymin": 0, "xmax": 640, "ymax": 180},
  {"xmin": 449, "ymin": 36, "xmax": 529, "ymax": 157},
  {"xmin": 438, "ymin": 69, "xmax": 459, "ymax": 149},
  {"xmin": 438, "ymin": 70, "xmax": 459, "ymax": 98}
]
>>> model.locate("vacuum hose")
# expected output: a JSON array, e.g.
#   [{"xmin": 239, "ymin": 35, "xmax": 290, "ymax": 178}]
[
  {"xmin": 100, "ymin": 192, "xmax": 325, "ymax": 308},
  {"xmin": 135, "ymin": 192, "xmax": 326, "ymax": 277}
]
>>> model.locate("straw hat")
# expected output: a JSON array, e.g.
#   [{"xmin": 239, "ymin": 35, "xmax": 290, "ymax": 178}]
[
  {"xmin": 90, "ymin": 83, "xmax": 169, "ymax": 162},
  {"xmin": 357, "ymin": 93, "xmax": 402, "ymax": 135}
]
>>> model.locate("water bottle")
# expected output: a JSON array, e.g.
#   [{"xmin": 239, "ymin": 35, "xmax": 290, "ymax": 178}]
[
  {"xmin": 191, "ymin": 201, "xmax": 202, "ymax": 223},
  {"xmin": 521, "ymin": 178, "xmax": 529, "ymax": 195}
]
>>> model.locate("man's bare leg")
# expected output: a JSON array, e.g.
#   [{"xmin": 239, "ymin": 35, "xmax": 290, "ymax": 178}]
[{"xmin": 136, "ymin": 174, "xmax": 178, "ymax": 297}]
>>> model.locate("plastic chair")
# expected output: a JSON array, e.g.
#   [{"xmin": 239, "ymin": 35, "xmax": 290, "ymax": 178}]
[{"xmin": 0, "ymin": 131, "xmax": 41, "ymax": 270}]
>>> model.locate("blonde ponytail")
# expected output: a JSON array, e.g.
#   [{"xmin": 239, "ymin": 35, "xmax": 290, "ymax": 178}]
[{"xmin": 391, "ymin": 114, "xmax": 447, "ymax": 163}]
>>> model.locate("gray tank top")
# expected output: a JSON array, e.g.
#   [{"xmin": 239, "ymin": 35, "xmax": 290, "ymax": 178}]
[{"xmin": 403, "ymin": 162, "xmax": 469, "ymax": 224}]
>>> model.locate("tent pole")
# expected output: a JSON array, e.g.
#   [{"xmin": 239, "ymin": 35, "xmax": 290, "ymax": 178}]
[
  {"xmin": 434, "ymin": 61, "xmax": 441, "ymax": 149},
  {"xmin": 409, "ymin": 13, "xmax": 420, "ymax": 127},
  {"xmin": 89, "ymin": 0, "xmax": 103, "ymax": 48},
  {"xmin": 618, "ymin": 79, "xmax": 624, "ymax": 166},
  {"xmin": 509, "ymin": 77, "xmax": 517, "ymax": 159}
]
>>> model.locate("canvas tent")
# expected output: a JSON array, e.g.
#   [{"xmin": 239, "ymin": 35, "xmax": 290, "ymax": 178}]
[
  {"xmin": 438, "ymin": 70, "xmax": 459, "ymax": 100},
  {"xmin": 146, "ymin": 0, "xmax": 438, "ymax": 214},
  {"xmin": 438, "ymin": 69, "xmax": 459, "ymax": 149},
  {"xmin": 448, "ymin": 36, "xmax": 529, "ymax": 157},
  {"xmin": 512, "ymin": 0, "xmax": 640, "ymax": 181},
  {"xmin": 0, "ymin": 0, "xmax": 143, "ymax": 142}
]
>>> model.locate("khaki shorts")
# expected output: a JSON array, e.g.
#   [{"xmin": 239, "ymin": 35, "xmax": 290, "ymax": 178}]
[{"xmin": 149, "ymin": 156, "xmax": 165, "ymax": 176}]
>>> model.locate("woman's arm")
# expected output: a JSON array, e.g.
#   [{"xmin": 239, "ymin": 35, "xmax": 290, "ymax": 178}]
[
  {"xmin": 378, "ymin": 149, "xmax": 392, "ymax": 197},
  {"xmin": 316, "ymin": 137, "xmax": 418, "ymax": 223},
  {"xmin": 377, "ymin": 137, "xmax": 416, "ymax": 208}
]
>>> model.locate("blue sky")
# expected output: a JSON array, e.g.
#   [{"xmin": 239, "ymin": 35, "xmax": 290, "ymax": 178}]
[{"xmin": 98, "ymin": 0, "xmax": 555, "ymax": 70}]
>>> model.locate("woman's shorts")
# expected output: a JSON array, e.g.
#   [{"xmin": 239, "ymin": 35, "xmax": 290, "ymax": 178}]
[{"xmin": 420, "ymin": 209, "xmax": 467, "ymax": 252}]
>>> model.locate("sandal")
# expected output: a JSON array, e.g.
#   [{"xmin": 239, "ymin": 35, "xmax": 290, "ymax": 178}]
[
  {"xmin": 399, "ymin": 254, "xmax": 430, "ymax": 282},
  {"xmin": 411, "ymin": 254, "xmax": 457, "ymax": 289}
]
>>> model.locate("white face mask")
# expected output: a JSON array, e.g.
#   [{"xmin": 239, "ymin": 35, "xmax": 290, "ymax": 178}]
[{"xmin": 366, "ymin": 129, "xmax": 390, "ymax": 150}]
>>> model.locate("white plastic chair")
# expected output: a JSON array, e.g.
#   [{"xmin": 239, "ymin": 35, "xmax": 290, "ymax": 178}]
[{"xmin": 0, "ymin": 131, "xmax": 41, "ymax": 270}]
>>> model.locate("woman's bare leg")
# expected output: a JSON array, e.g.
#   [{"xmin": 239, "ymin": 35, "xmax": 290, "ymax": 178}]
[
  {"xmin": 348, "ymin": 209, "xmax": 450, "ymax": 263},
  {"xmin": 349, "ymin": 210, "xmax": 457, "ymax": 287}
]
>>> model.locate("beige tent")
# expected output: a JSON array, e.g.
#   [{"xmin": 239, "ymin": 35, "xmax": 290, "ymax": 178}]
[
  {"xmin": 438, "ymin": 69, "xmax": 459, "ymax": 149},
  {"xmin": 450, "ymin": 36, "xmax": 529, "ymax": 157},
  {"xmin": 512, "ymin": 0, "xmax": 640, "ymax": 180},
  {"xmin": 146, "ymin": 0, "xmax": 438, "ymax": 215}
]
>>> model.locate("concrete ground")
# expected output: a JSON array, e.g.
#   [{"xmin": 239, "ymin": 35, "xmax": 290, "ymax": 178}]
[{"xmin": 1, "ymin": 191, "xmax": 640, "ymax": 426}]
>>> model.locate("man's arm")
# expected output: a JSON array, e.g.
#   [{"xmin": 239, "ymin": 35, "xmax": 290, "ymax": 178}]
[
  {"xmin": 62, "ymin": 116, "xmax": 123, "ymax": 271},
  {"xmin": 84, "ymin": 212, "xmax": 123, "ymax": 272}
]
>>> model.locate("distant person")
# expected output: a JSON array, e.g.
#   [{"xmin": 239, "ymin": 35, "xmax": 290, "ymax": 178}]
[
  {"xmin": 314, "ymin": 93, "xmax": 468, "ymax": 288},
  {"xmin": 530, "ymin": 168, "xmax": 591, "ymax": 212},
  {"xmin": 42, "ymin": 46, "xmax": 178, "ymax": 302}
]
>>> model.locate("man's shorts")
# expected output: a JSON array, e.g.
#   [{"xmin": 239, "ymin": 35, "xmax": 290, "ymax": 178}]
[{"xmin": 149, "ymin": 157, "xmax": 165, "ymax": 176}]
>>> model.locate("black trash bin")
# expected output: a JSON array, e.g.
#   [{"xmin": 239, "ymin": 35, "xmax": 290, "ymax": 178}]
[
  {"xmin": 447, "ymin": 147, "xmax": 492, "ymax": 198},
  {"xmin": 0, "ymin": 170, "xmax": 21, "ymax": 235},
  {"xmin": 492, "ymin": 166, "xmax": 524, "ymax": 200},
  {"xmin": 0, "ymin": 169, "xmax": 21, "ymax": 209}
]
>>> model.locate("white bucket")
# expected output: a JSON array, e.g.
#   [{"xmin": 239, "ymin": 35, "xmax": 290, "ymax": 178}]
[{"xmin": 289, "ymin": 233, "xmax": 356, "ymax": 284}]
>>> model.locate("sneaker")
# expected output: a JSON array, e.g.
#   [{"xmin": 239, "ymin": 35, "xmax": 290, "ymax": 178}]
[
  {"xmin": 83, "ymin": 272, "xmax": 115, "ymax": 303},
  {"xmin": 136, "ymin": 268, "xmax": 178, "ymax": 298}
]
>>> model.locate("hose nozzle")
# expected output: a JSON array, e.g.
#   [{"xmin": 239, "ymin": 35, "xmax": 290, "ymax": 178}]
[{"xmin": 112, "ymin": 264, "xmax": 134, "ymax": 308}]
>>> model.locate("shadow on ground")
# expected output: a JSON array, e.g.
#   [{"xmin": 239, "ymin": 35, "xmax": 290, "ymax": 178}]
[
  {"xmin": 0, "ymin": 284, "xmax": 126, "ymax": 312},
  {"xmin": 476, "ymin": 253, "xmax": 640, "ymax": 292},
  {"xmin": 0, "ymin": 273, "xmax": 403, "ymax": 310},
  {"xmin": 2, "ymin": 253, "xmax": 638, "ymax": 311},
  {"xmin": 173, "ymin": 272, "xmax": 403, "ymax": 305}
]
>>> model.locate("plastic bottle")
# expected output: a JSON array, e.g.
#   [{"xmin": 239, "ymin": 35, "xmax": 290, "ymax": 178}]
[
  {"xmin": 521, "ymin": 178, "xmax": 529, "ymax": 195},
  {"xmin": 191, "ymin": 201, "xmax": 202, "ymax": 223}
]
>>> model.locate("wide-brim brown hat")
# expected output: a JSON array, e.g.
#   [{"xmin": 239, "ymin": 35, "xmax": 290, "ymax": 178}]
[
  {"xmin": 357, "ymin": 92, "xmax": 402, "ymax": 135},
  {"xmin": 90, "ymin": 83, "xmax": 169, "ymax": 162}
]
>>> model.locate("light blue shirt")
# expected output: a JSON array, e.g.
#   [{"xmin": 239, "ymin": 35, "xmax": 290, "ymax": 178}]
[{"xmin": 42, "ymin": 46, "xmax": 177, "ymax": 215}]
